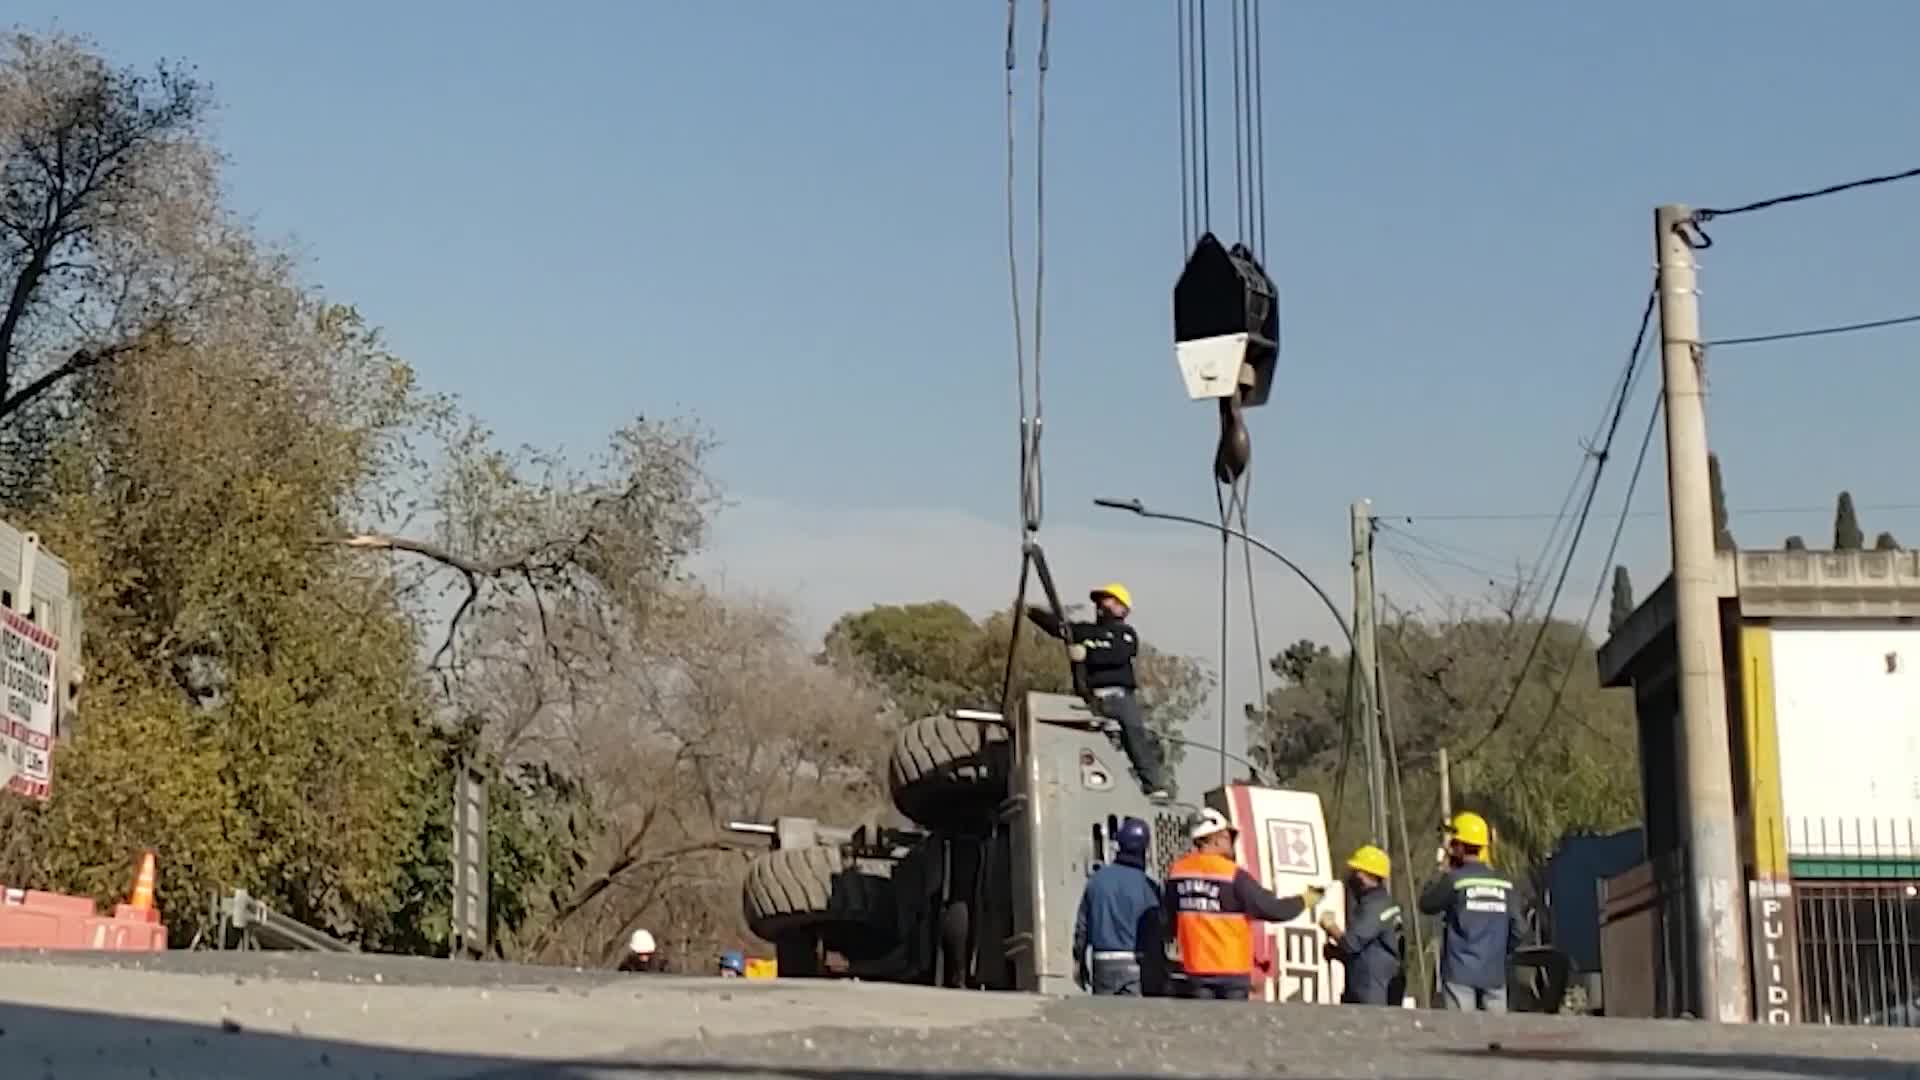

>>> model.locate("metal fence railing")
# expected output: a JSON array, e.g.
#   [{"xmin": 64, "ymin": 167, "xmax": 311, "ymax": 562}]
[{"xmin": 1785, "ymin": 817, "xmax": 1920, "ymax": 1028}]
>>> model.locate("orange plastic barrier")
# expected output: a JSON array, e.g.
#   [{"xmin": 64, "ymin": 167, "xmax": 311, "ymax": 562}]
[{"xmin": 0, "ymin": 885, "xmax": 167, "ymax": 952}]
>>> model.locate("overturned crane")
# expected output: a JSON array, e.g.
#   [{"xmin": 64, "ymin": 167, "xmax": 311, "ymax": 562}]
[{"xmin": 733, "ymin": 690, "xmax": 1347, "ymax": 1003}]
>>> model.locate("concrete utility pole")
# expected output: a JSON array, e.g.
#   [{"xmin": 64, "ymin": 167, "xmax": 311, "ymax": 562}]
[
  {"xmin": 1349, "ymin": 499, "xmax": 1388, "ymax": 845},
  {"xmin": 1655, "ymin": 204, "xmax": 1752, "ymax": 1023}
]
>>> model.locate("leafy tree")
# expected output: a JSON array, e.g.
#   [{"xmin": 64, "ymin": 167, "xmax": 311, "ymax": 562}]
[
  {"xmin": 825, "ymin": 601, "xmax": 1215, "ymax": 787},
  {"xmin": 1835, "ymin": 491, "xmax": 1864, "ymax": 551},
  {"xmin": 1708, "ymin": 453, "xmax": 1736, "ymax": 552},
  {"xmin": 1608, "ymin": 566, "xmax": 1635, "ymax": 635},
  {"xmin": 1784, "ymin": 535, "xmax": 1808, "ymax": 552},
  {"xmin": 29, "ymin": 267, "xmax": 442, "ymax": 943},
  {"xmin": 1875, "ymin": 532, "xmax": 1900, "ymax": 552},
  {"xmin": 1246, "ymin": 608, "xmax": 1639, "ymax": 890},
  {"xmin": 0, "ymin": 32, "xmax": 223, "ymax": 502}
]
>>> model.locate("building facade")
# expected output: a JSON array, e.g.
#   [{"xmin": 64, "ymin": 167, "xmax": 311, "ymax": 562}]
[{"xmin": 1597, "ymin": 548, "xmax": 1920, "ymax": 1025}]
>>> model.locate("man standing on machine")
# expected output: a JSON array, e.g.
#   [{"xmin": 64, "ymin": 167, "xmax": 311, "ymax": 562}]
[{"xmin": 1025, "ymin": 583, "xmax": 1169, "ymax": 800}]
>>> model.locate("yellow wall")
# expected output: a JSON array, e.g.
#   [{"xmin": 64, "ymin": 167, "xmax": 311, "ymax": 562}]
[{"xmin": 1738, "ymin": 623, "xmax": 1789, "ymax": 877}]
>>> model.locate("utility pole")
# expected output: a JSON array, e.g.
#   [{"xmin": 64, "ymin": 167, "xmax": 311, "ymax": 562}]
[
  {"xmin": 1349, "ymin": 499, "xmax": 1387, "ymax": 845},
  {"xmin": 1655, "ymin": 204, "xmax": 1751, "ymax": 1023}
]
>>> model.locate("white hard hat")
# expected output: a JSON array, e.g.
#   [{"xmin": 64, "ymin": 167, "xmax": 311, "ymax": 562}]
[
  {"xmin": 1190, "ymin": 808, "xmax": 1237, "ymax": 841},
  {"xmin": 628, "ymin": 929, "xmax": 656, "ymax": 954}
]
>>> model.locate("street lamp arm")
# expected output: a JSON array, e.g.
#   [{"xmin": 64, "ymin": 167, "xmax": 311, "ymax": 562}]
[
  {"xmin": 1092, "ymin": 496, "xmax": 1356, "ymax": 652},
  {"xmin": 1156, "ymin": 732, "xmax": 1269, "ymax": 787}
]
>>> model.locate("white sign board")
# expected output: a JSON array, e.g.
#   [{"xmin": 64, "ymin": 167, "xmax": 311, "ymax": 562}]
[{"xmin": 1, "ymin": 608, "xmax": 57, "ymax": 799}]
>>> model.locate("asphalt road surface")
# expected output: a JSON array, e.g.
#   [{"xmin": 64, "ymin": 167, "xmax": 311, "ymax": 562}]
[{"xmin": 0, "ymin": 951, "xmax": 1915, "ymax": 1078}]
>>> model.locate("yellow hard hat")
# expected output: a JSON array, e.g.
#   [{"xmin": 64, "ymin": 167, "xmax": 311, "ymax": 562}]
[
  {"xmin": 1346, "ymin": 844, "xmax": 1391, "ymax": 879},
  {"xmin": 1091, "ymin": 582, "xmax": 1133, "ymax": 609},
  {"xmin": 1448, "ymin": 811, "xmax": 1491, "ymax": 849}
]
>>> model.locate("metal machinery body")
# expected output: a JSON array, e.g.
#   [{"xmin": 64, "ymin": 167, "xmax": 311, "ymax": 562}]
[{"xmin": 737, "ymin": 691, "xmax": 1348, "ymax": 1004}]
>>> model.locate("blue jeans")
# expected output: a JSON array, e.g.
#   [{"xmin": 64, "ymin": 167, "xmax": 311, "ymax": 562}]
[
  {"xmin": 1091, "ymin": 955, "xmax": 1142, "ymax": 996},
  {"xmin": 1442, "ymin": 980, "xmax": 1508, "ymax": 1013}
]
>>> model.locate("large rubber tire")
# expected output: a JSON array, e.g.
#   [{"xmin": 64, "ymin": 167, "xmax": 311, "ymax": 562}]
[
  {"xmin": 887, "ymin": 714, "xmax": 1009, "ymax": 830},
  {"xmin": 741, "ymin": 846, "xmax": 886, "ymax": 941}
]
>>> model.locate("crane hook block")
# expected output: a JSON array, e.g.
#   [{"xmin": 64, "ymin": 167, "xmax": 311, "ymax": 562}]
[{"xmin": 1172, "ymin": 233, "xmax": 1278, "ymax": 408}]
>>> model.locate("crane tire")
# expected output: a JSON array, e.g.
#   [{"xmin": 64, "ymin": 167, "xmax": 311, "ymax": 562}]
[
  {"xmin": 887, "ymin": 714, "xmax": 1008, "ymax": 830},
  {"xmin": 742, "ymin": 846, "xmax": 883, "ymax": 940}
]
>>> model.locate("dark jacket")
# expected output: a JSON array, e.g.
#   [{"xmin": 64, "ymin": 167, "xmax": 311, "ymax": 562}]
[
  {"xmin": 1330, "ymin": 884, "xmax": 1403, "ymax": 1004},
  {"xmin": 1025, "ymin": 607, "xmax": 1138, "ymax": 690},
  {"xmin": 1418, "ymin": 859, "xmax": 1521, "ymax": 990},
  {"xmin": 1164, "ymin": 850, "xmax": 1307, "ymax": 977},
  {"xmin": 1073, "ymin": 853, "xmax": 1162, "ymax": 959}
]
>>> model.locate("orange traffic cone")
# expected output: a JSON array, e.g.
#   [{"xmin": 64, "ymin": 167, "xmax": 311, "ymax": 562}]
[{"xmin": 128, "ymin": 850, "xmax": 156, "ymax": 912}]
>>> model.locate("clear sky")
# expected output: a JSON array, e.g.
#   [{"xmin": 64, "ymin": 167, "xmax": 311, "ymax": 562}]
[{"xmin": 16, "ymin": 2, "xmax": 1920, "ymax": 793}]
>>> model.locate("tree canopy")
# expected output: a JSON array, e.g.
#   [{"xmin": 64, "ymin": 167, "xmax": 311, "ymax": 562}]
[
  {"xmin": 0, "ymin": 31, "xmax": 886, "ymax": 966},
  {"xmin": 824, "ymin": 601, "xmax": 1215, "ymax": 789},
  {"xmin": 1245, "ymin": 606, "xmax": 1641, "ymax": 891}
]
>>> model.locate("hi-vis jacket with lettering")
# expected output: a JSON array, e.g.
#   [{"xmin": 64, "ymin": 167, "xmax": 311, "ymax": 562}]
[
  {"xmin": 1163, "ymin": 850, "xmax": 1307, "ymax": 977},
  {"xmin": 1418, "ymin": 859, "xmax": 1522, "ymax": 989}
]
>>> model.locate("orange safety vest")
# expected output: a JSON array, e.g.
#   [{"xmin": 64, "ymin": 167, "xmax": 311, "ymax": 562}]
[{"xmin": 1166, "ymin": 850, "xmax": 1254, "ymax": 977}]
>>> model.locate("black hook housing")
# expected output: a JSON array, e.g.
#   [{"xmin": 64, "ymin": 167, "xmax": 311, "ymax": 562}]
[{"xmin": 1173, "ymin": 233, "xmax": 1280, "ymax": 409}]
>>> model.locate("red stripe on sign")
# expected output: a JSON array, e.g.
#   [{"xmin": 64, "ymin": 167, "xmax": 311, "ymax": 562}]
[
  {"xmin": 1227, "ymin": 784, "xmax": 1275, "ymax": 985},
  {"xmin": 1, "ymin": 609, "xmax": 57, "ymax": 651}
]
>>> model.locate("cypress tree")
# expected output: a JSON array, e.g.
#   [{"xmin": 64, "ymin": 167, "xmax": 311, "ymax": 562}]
[
  {"xmin": 1608, "ymin": 566, "xmax": 1635, "ymax": 635},
  {"xmin": 1835, "ymin": 491, "xmax": 1865, "ymax": 551},
  {"xmin": 1708, "ymin": 453, "xmax": 1736, "ymax": 551}
]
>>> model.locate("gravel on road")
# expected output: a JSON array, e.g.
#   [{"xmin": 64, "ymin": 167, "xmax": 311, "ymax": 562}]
[{"xmin": 0, "ymin": 952, "xmax": 1914, "ymax": 1079}]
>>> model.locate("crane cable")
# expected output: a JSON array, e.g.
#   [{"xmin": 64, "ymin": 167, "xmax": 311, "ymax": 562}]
[
  {"xmin": 996, "ymin": 0, "xmax": 1079, "ymax": 720},
  {"xmin": 1183, "ymin": 0, "xmax": 1274, "ymax": 785}
]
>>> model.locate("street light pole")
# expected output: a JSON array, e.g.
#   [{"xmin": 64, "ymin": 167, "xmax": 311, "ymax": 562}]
[{"xmin": 1092, "ymin": 497, "xmax": 1355, "ymax": 652}]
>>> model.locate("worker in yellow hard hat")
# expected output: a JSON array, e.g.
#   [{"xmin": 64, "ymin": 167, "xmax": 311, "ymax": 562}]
[
  {"xmin": 1320, "ymin": 845, "xmax": 1404, "ymax": 1005},
  {"xmin": 1025, "ymin": 582, "xmax": 1166, "ymax": 800},
  {"xmin": 1418, "ymin": 811, "xmax": 1521, "ymax": 1013}
]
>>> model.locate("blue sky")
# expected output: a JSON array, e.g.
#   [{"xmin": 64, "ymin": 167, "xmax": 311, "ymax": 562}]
[{"xmin": 17, "ymin": 2, "xmax": 1920, "ymax": 791}]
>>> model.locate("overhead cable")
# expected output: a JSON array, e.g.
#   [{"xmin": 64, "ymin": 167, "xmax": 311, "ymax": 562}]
[
  {"xmin": 1707, "ymin": 311, "xmax": 1920, "ymax": 348},
  {"xmin": 1693, "ymin": 165, "xmax": 1920, "ymax": 223},
  {"xmin": 1454, "ymin": 284, "xmax": 1657, "ymax": 762},
  {"xmin": 1506, "ymin": 393, "xmax": 1663, "ymax": 767}
]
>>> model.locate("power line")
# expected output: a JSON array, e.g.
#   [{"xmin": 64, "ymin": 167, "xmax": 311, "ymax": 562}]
[
  {"xmin": 1707, "ymin": 311, "xmax": 1920, "ymax": 348},
  {"xmin": 1693, "ymin": 165, "xmax": 1920, "ymax": 223},
  {"xmin": 1453, "ymin": 284, "xmax": 1657, "ymax": 762},
  {"xmin": 1503, "ymin": 394, "xmax": 1664, "ymax": 769},
  {"xmin": 1380, "ymin": 502, "xmax": 1920, "ymax": 524}
]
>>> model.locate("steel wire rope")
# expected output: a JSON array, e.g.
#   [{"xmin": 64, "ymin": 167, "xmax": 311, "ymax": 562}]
[
  {"xmin": 995, "ymin": 0, "xmax": 1062, "ymax": 716},
  {"xmin": 1176, "ymin": 0, "xmax": 1194, "ymax": 253}
]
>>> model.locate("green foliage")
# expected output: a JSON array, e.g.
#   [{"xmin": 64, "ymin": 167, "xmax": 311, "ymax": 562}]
[
  {"xmin": 1246, "ymin": 611, "xmax": 1640, "ymax": 893},
  {"xmin": 1875, "ymin": 531, "xmax": 1901, "ymax": 552},
  {"xmin": 1835, "ymin": 491, "xmax": 1864, "ymax": 551},
  {"xmin": 25, "ymin": 288, "xmax": 445, "ymax": 944},
  {"xmin": 373, "ymin": 731, "xmax": 594, "ymax": 957},
  {"xmin": 1784, "ymin": 535, "xmax": 1808, "ymax": 552},
  {"xmin": 825, "ymin": 601, "xmax": 1215, "ymax": 789}
]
